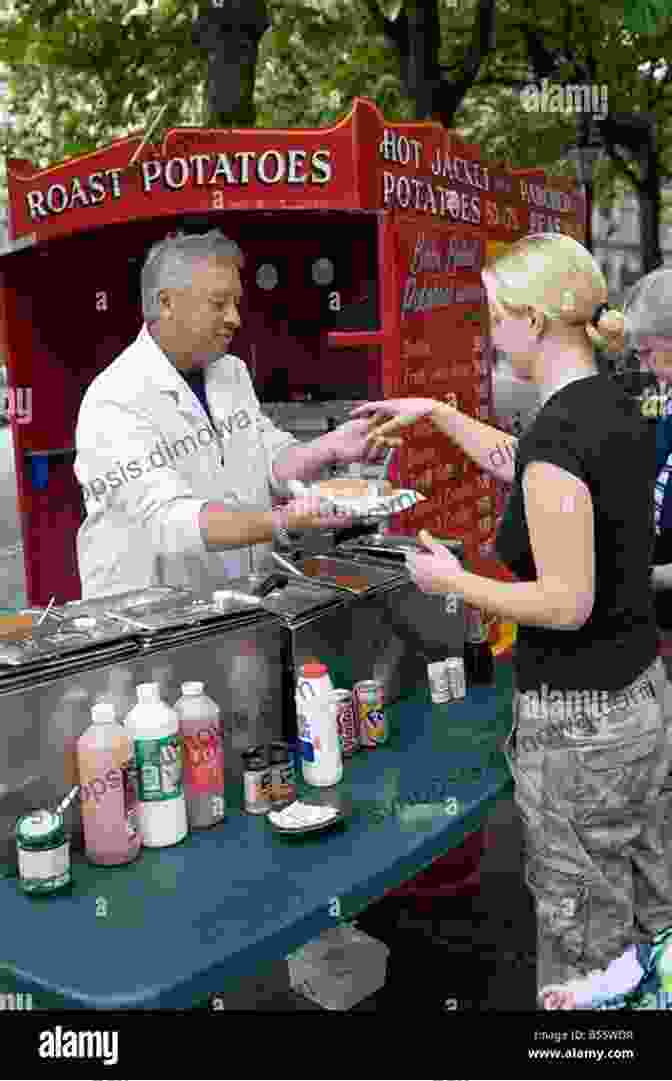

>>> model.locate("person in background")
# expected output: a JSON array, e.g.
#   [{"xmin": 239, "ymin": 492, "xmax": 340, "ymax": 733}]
[
  {"xmin": 622, "ymin": 268, "xmax": 672, "ymax": 642},
  {"xmin": 74, "ymin": 230, "xmax": 398, "ymax": 598},
  {"xmin": 351, "ymin": 234, "xmax": 672, "ymax": 1010}
]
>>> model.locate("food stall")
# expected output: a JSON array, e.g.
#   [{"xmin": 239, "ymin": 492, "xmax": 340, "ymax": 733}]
[
  {"xmin": 1, "ymin": 96, "xmax": 585, "ymax": 608},
  {"xmin": 0, "ymin": 99, "xmax": 586, "ymax": 1011}
]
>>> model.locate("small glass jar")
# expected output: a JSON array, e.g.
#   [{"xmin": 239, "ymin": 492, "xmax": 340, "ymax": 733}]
[
  {"xmin": 242, "ymin": 747, "xmax": 273, "ymax": 814},
  {"xmin": 269, "ymin": 741, "xmax": 297, "ymax": 808},
  {"xmin": 15, "ymin": 809, "xmax": 71, "ymax": 894}
]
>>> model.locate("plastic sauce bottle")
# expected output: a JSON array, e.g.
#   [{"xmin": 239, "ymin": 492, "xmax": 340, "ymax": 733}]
[
  {"xmin": 76, "ymin": 702, "xmax": 141, "ymax": 866},
  {"xmin": 295, "ymin": 662, "xmax": 342, "ymax": 787},
  {"xmin": 123, "ymin": 683, "xmax": 188, "ymax": 847},
  {"xmin": 174, "ymin": 681, "xmax": 226, "ymax": 829}
]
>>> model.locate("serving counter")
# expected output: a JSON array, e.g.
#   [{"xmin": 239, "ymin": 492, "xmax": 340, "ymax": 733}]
[{"xmin": 0, "ymin": 660, "xmax": 514, "ymax": 1010}]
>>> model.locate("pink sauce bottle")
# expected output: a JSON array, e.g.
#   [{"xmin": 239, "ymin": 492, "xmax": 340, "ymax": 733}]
[{"xmin": 76, "ymin": 701, "xmax": 141, "ymax": 865}]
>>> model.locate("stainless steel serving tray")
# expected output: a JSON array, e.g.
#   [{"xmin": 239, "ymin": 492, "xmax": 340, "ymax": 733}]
[
  {"xmin": 337, "ymin": 535, "xmax": 465, "ymax": 565},
  {"xmin": 0, "ymin": 608, "xmax": 140, "ymax": 671},
  {"xmin": 61, "ymin": 587, "xmax": 189, "ymax": 618},
  {"xmin": 62, "ymin": 587, "xmax": 253, "ymax": 635},
  {"xmin": 291, "ymin": 555, "xmax": 406, "ymax": 594},
  {"xmin": 0, "ymin": 638, "xmax": 140, "ymax": 692},
  {"xmin": 227, "ymin": 575, "xmax": 348, "ymax": 624}
]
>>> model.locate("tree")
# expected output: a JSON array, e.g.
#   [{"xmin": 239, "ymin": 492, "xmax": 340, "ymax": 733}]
[
  {"xmin": 1, "ymin": 0, "xmax": 671, "ymax": 273},
  {"xmin": 192, "ymin": 1, "xmax": 271, "ymax": 127},
  {"xmin": 470, "ymin": 5, "xmax": 672, "ymax": 273},
  {"xmin": 361, "ymin": 0, "xmax": 497, "ymax": 126}
]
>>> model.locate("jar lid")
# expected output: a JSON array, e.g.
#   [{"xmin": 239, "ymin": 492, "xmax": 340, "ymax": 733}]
[
  {"xmin": 137, "ymin": 682, "xmax": 160, "ymax": 703},
  {"xmin": 91, "ymin": 702, "xmax": 116, "ymax": 724},
  {"xmin": 181, "ymin": 681, "xmax": 204, "ymax": 695},
  {"xmin": 16, "ymin": 810, "xmax": 65, "ymax": 849},
  {"xmin": 300, "ymin": 662, "xmax": 328, "ymax": 677},
  {"xmin": 269, "ymin": 742, "xmax": 290, "ymax": 762}
]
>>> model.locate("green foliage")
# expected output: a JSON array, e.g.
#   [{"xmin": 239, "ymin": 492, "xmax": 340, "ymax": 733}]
[
  {"xmin": 622, "ymin": 0, "xmax": 672, "ymax": 36},
  {"xmin": 0, "ymin": 0, "xmax": 671, "ymax": 226}
]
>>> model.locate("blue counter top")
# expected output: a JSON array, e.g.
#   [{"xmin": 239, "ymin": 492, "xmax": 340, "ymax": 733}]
[{"xmin": 0, "ymin": 662, "xmax": 514, "ymax": 1009}]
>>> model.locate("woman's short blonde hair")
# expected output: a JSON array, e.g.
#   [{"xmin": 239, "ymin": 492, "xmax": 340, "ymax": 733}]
[{"xmin": 484, "ymin": 233, "xmax": 625, "ymax": 352}]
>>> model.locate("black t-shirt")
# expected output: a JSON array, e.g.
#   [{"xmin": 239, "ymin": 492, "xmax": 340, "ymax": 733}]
[
  {"xmin": 495, "ymin": 374, "xmax": 658, "ymax": 693},
  {"xmin": 183, "ymin": 369, "xmax": 214, "ymax": 426}
]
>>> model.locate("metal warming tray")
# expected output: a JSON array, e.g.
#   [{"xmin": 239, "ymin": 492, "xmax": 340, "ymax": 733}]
[
  {"xmin": 61, "ymin": 585, "xmax": 262, "ymax": 637},
  {"xmin": 0, "ymin": 607, "xmax": 141, "ymax": 690},
  {"xmin": 0, "ymin": 586, "xmax": 293, "ymax": 867},
  {"xmin": 334, "ymin": 535, "xmax": 467, "ymax": 661},
  {"xmin": 337, "ymin": 533, "xmax": 465, "ymax": 565},
  {"xmin": 226, "ymin": 574, "xmax": 348, "ymax": 624},
  {"xmin": 290, "ymin": 555, "xmax": 407, "ymax": 595},
  {"xmin": 227, "ymin": 569, "xmax": 404, "ymax": 695}
]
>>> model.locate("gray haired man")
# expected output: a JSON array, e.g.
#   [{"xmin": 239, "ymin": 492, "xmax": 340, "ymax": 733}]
[{"xmin": 74, "ymin": 229, "xmax": 394, "ymax": 598}]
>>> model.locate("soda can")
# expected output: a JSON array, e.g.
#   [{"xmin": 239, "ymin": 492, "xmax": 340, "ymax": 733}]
[
  {"xmin": 353, "ymin": 680, "xmax": 387, "ymax": 747},
  {"xmin": 330, "ymin": 690, "xmax": 359, "ymax": 757},
  {"xmin": 427, "ymin": 656, "xmax": 466, "ymax": 703}
]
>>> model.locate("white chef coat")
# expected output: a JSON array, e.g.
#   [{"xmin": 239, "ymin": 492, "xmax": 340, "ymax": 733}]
[{"xmin": 74, "ymin": 324, "xmax": 299, "ymax": 599}]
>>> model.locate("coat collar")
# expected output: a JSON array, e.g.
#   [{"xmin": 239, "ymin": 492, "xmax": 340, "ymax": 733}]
[{"xmin": 137, "ymin": 324, "xmax": 237, "ymax": 412}]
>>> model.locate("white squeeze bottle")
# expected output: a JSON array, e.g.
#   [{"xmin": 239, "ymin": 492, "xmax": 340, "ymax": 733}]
[
  {"xmin": 295, "ymin": 662, "xmax": 343, "ymax": 787},
  {"xmin": 123, "ymin": 683, "xmax": 188, "ymax": 847},
  {"xmin": 174, "ymin": 681, "xmax": 226, "ymax": 829},
  {"xmin": 76, "ymin": 702, "xmax": 141, "ymax": 866}
]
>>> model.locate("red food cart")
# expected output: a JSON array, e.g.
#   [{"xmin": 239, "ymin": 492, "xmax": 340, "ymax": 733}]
[
  {"xmin": 0, "ymin": 99, "xmax": 585, "ymax": 898},
  {"xmin": 0, "ymin": 96, "xmax": 585, "ymax": 608}
]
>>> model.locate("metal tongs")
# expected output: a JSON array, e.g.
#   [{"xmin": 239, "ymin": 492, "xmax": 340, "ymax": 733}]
[
  {"xmin": 271, "ymin": 552, "xmax": 305, "ymax": 578},
  {"xmin": 249, "ymin": 572, "xmax": 290, "ymax": 597}
]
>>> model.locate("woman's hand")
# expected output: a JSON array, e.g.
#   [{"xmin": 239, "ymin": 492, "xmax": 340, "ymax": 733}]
[
  {"xmin": 405, "ymin": 530, "xmax": 465, "ymax": 594},
  {"xmin": 349, "ymin": 398, "xmax": 438, "ymax": 445}
]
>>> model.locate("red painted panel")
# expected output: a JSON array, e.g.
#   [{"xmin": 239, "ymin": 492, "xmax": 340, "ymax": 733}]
[{"xmin": 0, "ymin": 99, "xmax": 586, "ymax": 605}]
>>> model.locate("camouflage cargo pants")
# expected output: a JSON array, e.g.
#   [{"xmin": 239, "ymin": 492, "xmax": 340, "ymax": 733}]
[
  {"xmin": 659, "ymin": 652, "xmax": 672, "ymax": 850},
  {"xmin": 504, "ymin": 657, "xmax": 672, "ymax": 1004}
]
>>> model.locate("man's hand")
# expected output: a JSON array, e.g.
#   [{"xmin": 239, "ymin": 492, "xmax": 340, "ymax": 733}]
[
  {"xmin": 327, "ymin": 418, "xmax": 402, "ymax": 465},
  {"xmin": 281, "ymin": 495, "xmax": 355, "ymax": 533}
]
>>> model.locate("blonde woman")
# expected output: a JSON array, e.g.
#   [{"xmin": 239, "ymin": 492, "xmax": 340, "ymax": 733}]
[{"xmin": 352, "ymin": 234, "xmax": 672, "ymax": 1010}]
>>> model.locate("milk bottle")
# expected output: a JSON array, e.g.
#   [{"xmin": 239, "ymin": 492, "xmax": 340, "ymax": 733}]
[
  {"xmin": 123, "ymin": 683, "xmax": 188, "ymax": 847},
  {"xmin": 296, "ymin": 662, "xmax": 343, "ymax": 787}
]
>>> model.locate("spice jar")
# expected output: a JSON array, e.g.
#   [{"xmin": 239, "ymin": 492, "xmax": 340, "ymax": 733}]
[
  {"xmin": 269, "ymin": 741, "xmax": 296, "ymax": 808},
  {"xmin": 242, "ymin": 746, "xmax": 273, "ymax": 815},
  {"xmin": 15, "ymin": 810, "xmax": 71, "ymax": 894}
]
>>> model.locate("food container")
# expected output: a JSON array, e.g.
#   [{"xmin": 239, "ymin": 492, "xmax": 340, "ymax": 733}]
[
  {"xmin": 15, "ymin": 809, "xmax": 71, "ymax": 894},
  {"xmin": 0, "ymin": 587, "xmax": 292, "ymax": 868},
  {"xmin": 321, "ymin": 541, "xmax": 468, "ymax": 703},
  {"xmin": 226, "ymin": 558, "xmax": 410, "ymax": 702}
]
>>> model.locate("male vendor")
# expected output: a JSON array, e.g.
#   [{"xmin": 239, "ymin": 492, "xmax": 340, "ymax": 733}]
[{"xmin": 74, "ymin": 229, "xmax": 392, "ymax": 598}]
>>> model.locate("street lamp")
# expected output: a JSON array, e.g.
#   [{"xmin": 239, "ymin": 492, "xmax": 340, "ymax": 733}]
[{"xmin": 565, "ymin": 127, "xmax": 603, "ymax": 253}]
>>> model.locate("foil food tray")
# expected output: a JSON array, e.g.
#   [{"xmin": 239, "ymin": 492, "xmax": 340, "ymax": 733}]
[
  {"xmin": 337, "ymin": 535, "xmax": 465, "ymax": 564},
  {"xmin": 62, "ymin": 587, "xmax": 258, "ymax": 635},
  {"xmin": 227, "ymin": 575, "xmax": 348, "ymax": 623},
  {"xmin": 292, "ymin": 555, "xmax": 406, "ymax": 594},
  {"xmin": 0, "ymin": 612, "xmax": 140, "ymax": 669}
]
